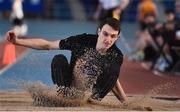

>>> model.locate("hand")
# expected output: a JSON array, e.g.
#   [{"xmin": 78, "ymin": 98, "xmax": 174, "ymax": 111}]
[
  {"xmin": 114, "ymin": 7, "xmax": 122, "ymax": 15},
  {"xmin": 87, "ymin": 97, "xmax": 101, "ymax": 105},
  {"xmin": 112, "ymin": 7, "xmax": 122, "ymax": 20},
  {"xmin": 6, "ymin": 30, "xmax": 17, "ymax": 44}
]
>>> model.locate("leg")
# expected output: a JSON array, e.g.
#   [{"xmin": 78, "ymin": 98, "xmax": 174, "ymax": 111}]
[{"xmin": 51, "ymin": 54, "xmax": 72, "ymax": 87}]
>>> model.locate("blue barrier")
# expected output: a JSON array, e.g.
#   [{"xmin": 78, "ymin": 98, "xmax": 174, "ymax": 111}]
[
  {"xmin": 23, "ymin": 0, "xmax": 43, "ymax": 13},
  {"xmin": 0, "ymin": 0, "xmax": 11, "ymax": 11},
  {"xmin": 0, "ymin": 0, "xmax": 43, "ymax": 14}
]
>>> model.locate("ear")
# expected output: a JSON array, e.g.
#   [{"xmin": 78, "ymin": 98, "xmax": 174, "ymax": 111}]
[
  {"xmin": 117, "ymin": 31, "xmax": 121, "ymax": 38},
  {"xmin": 97, "ymin": 28, "xmax": 101, "ymax": 35}
]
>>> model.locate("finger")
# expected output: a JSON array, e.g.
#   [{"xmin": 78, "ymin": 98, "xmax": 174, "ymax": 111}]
[{"xmin": 9, "ymin": 32, "xmax": 16, "ymax": 40}]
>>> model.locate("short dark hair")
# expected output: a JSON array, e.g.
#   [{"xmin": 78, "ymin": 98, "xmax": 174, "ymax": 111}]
[{"xmin": 99, "ymin": 18, "xmax": 121, "ymax": 34}]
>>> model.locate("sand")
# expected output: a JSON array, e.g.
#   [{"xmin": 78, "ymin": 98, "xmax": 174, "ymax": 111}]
[
  {"xmin": 1, "ymin": 91, "xmax": 180, "ymax": 111},
  {"xmin": 0, "ymin": 81, "xmax": 180, "ymax": 111}
]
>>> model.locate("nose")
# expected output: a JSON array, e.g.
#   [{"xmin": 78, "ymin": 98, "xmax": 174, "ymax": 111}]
[{"xmin": 105, "ymin": 36, "xmax": 111, "ymax": 42}]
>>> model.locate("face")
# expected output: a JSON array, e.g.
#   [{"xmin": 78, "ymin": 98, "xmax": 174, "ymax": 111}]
[
  {"xmin": 144, "ymin": 15, "xmax": 155, "ymax": 24},
  {"xmin": 165, "ymin": 13, "xmax": 175, "ymax": 22},
  {"xmin": 97, "ymin": 24, "xmax": 119, "ymax": 50}
]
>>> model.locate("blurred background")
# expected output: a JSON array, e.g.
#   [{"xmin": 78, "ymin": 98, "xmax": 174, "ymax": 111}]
[
  {"xmin": 0, "ymin": 0, "xmax": 175, "ymax": 21},
  {"xmin": 0, "ymin": 0, "xmax": 179, "ymax": 95},
  {"xmin": 0, "ymin": 0, "xmax": 177, "ymax": 51}
]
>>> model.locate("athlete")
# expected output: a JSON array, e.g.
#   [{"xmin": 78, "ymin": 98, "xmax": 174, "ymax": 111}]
[{"xmin": 5, "ymin": 18, "xmax": 127, "ymax": 103}]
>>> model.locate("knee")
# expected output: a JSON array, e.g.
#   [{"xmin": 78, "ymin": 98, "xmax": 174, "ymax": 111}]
[
  {"xmin": 51, "ymin": 54, "xmax": 69, "ymax": 67},
  {"xmin": 53, "ymin": 54, "xmax": 67, "ymax": 61}
]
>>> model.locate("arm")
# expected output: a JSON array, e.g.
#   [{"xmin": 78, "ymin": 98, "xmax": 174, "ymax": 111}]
[
  {"xmin": 93, "ymin": 3, "xmax": 102, "ymax": 21},
  {"xmin": 6, "ymin": 30, "xmax": 60, "ymax": 50},
  {"xmin": 112, "ymin": 79, "xmax": 127, "ymax": 103},
  {"xmin": 113, "ymin": 0, "xmax": 129, "ymax": 20},
  {"xmin": 119, "ymin": 0, "xmax": 129, "ymax": 10}
]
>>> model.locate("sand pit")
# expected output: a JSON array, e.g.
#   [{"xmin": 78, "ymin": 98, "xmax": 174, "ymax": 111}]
[
  {"xmin": 0, "ymin": 82, "xmax": 180, "ymax": 111},
  {"xmin": 0, "ymin": 91, "xmax": 180, "ymax": 111}
]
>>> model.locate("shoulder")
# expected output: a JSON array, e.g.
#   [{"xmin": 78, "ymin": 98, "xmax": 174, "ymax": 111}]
[
  {"xmin": 76, "ymin": 33, "xmax": 97, "ymax": 40},
  {"xmin": 61, "ymin": 33, "xmax": 96, "ymax": 42},
  {"xmin": 59, "ymin": 33, "xmax": 97, "ymax": 49},
  {"xmin": 106, "ymin": 45, "xmax": 123, "ymax": 67},
  {"xmin": 113, "ymin": 45, "xmax": 124, "ymax": 62},
  {"xmin": 108, "ymin": 45, "xmax": 123, "ymax": 63},
  {"xmin": 74, "ymin": 33, "xmax": 98, "ymax": 44},
  {"xmin": 69, "ymin": 33, "xmax": 97, "ymax": 40},
  {"xmin": 112, "ymin": 45, "xmax": 123, "ymax": 56}
]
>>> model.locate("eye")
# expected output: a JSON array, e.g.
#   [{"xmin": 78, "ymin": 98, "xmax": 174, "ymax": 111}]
[
  {"xmin": 103, "ymin": 31, "xmax": 109, "ymax": 37},
  {"xmin": 111, "ymin": 34, "xmax": 118, "ymax": 39}
]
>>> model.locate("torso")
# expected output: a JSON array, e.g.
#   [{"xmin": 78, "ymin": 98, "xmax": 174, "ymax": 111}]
[{"xmin": 59, "ymin": 33, "xmax": 123, "ymax": 90}]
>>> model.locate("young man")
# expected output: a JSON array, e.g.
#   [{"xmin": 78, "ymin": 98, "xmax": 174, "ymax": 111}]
[{"xmin": 6, "ymin": 18, "xmax": 127, "ymax": 103}]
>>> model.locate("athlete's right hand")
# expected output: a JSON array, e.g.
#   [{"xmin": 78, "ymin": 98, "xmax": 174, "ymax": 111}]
[{"xmin": 6, "ymin": 30, "xmax": 17, "ymax": 44}]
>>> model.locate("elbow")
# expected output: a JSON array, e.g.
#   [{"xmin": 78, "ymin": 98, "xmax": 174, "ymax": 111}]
[
  {"xmin": 39, "ymin": 40, "xmax": 52, "ymax": 50},
  {"xmin": 41, "ymin": 44, "xmax": 51, "ymax": 50},
  {"xmin": 36, "ymin": 39, "xmax": 58, "ymax": 50}
]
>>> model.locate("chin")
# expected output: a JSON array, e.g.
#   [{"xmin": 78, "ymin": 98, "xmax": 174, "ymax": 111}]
[{"xmin": 104, "ymin": 46, "xmax": 110, "ymax": 49}]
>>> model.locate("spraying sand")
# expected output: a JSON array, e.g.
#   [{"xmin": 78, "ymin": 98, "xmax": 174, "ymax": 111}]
[{"xmin": 0, "ymin": 81, "xmax": 176, "ymax": 111}]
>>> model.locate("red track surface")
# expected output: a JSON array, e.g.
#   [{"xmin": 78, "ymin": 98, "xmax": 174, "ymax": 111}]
[{"xmin": 120, "ymin": 58, "xmax": 180, "ymax": 98}]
